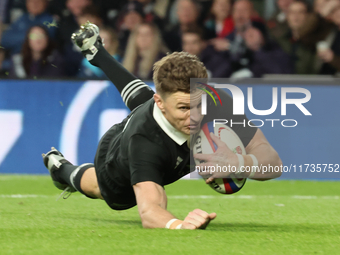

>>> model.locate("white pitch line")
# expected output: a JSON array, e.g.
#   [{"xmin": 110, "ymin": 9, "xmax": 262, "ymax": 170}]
[
  {"xmin": 291, "ymin": 195, "xmax": 318, "ymax": 199},
  {"xmin": 0, "ymin": 194, "xmax": 49, "ymax": 198},
  {"xmin": 0, "ymin": 175, "xmax": 49, "ymax": 180},
  {"xmin": 0, "ymin": 194, "xmax": 339, "ymax": 200}
]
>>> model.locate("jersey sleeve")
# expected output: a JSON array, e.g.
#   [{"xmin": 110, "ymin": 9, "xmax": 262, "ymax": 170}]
[
  {"xmin": 128, "ymin": 134, "xmax": 170, "ymax": 186},
  {"xmin": 203, "ymin": 89, "xmax": 257, "ymax": 147}
]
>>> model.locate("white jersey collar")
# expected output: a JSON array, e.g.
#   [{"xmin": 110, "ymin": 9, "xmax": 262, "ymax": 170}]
[{"xmin": 153, "ymin": 103, "xmax": 189, "ymax": 146}]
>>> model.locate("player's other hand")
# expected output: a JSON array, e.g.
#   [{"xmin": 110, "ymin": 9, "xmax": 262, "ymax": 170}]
[{"xmin": 181, "ymin": 209, "xmax": 217, "ymax": 230}]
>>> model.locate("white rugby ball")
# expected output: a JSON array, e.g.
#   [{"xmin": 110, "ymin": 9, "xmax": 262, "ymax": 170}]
[{"xmin": 193, "ymin": 122, "xmax": 247, "ymax": 194}]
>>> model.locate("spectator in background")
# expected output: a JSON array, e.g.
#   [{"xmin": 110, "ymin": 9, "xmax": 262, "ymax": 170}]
[
  {"xmin": 76, "ymin": 5, "xmax": 103, "ymax": 27},
  {"xmin": 116, "ymin": 1, "xmax": 145, "ymax": 55},
  {"xmin": 205, "ymin": 0, "xmax": 292, "ymax": 78},
  {"xmin": 90, "ymin": 0, "xmax": 126, "ymax": 28},
  {"xmin": 241, "ymin": 26, "xmax": 293, "ymax": 77},
  {"xmin": 205, "ymin": 0, "xmax": 234, "ymax": 38},
  {"xmin": 317, "ymin": 0, "xmax": 340, "ymax": 74},
  {"xmin": 1, "ymin": 0, "xmax": 57, "ymax": 71},
  {"xmin": 163, "ymin": 0, "xmax": 215, "ymax": 52},
  {"xmin": 78, "ymin": 26, "xmax": 120, "ymax": 79},
  {"xmin": 57, "ymin": 0, "xmax": 92, "ymax": 77},
  {"xmin": 208, "ymin": 0, "xmax": 275, "ymax": 77},
  {"xmin": 1, "ymin": 0, "xmax": 25, "ymax": 26},
  {"xmin": 275, "ymin": 0, "xmax": 323, "ymax": 74},
  {"xmin": 0, "ymin": 0, "xmax": 9, "ymax": 73},
  {"xmin": 135, "ymin": 0, "xmax": 166, "ymax": 30},
  {"xmin": 182, "ymin": 24, "xmax": 292, "ymax": 78},
  {"xmin": 9, "ymin": 25, "xmax": 65, "ymax": 78},
  {"xmin": 46, "ymin": 0, "xmax": 67, "ymax": 18},
  {"xmin": 123, "ymin": 22, "xmax": 168, "ymax": 80},
  {"xmin": 297, "ymin": 0, "xmax": 334, "ymax": 48},
  {"xmin": 0, "ymin": 0, "xmax": 8, "ymax": 29},
  {"xmin": 182, "ymin": 26, "xmax": 207, "ymax": 56},
  {"xmin": 58, "ymin": 0, "xmax": 92, "ymax": 41},
  {"xmin": 314, "ymin": 0, "xmax": 329, "ymax": 15},
  {"xmin": 210, "ymin": 0, "xmax": 267, "ymax": 52},
  {"xmin": 267, "ymin": 0, "xmax": 294, "ymax": 40},
  {"xmin": 182, "ymin": 26, "xmax": 231, "ymax": 77}
]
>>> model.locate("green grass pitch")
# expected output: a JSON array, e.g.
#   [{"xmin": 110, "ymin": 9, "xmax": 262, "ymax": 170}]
[{"xmin": 1, "ymin": 175, "xmax": 340, "ymax": 255}]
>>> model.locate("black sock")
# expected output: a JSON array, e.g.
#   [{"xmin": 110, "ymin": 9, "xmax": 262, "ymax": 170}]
[
  {"xmin": 89, "ymin": 44, "xmax": 154, "ymax": 111},
  {"xmin": 54, "ymin": 163, "xmax": 78, "ymax": 186},
  {"xmin": 69, "ymin": 163, "xmax": 94, "ymax": 196},
  {"xmin": 55, "ymin": 163, "xmax": 95, "ymax": 198}
]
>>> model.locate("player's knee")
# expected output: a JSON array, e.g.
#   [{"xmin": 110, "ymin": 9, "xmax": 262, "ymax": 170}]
[{"xmin": 92, "ymin": 185, "xmax": 103, "ymax": 199}]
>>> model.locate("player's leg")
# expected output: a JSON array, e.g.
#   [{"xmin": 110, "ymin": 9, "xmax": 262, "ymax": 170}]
[
  {"xmin": 42, "ymin": 147, "xmax": 102, "ymax": 199},
  {"xmin": 79, "ymin": 167, "xmax": 103, "ymax": 199},
  {"xmin": 71, "ymin": 22, "xmax": 155, "ymax": 111}
]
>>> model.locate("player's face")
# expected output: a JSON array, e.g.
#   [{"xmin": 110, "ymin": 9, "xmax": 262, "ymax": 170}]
[
  {"xmin": 189, "ymin": 91, "xmax": 204, "ymax": 134},
  {"xmin": 157, "ymin": 91, "xmax": 204, "ymax": 135}
]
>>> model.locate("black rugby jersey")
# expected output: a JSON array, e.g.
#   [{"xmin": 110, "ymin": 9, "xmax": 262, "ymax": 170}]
[
  {"xmin": 98, "ymin": 89, "xmax": 257, "ymax": 207},
  {"xmin": 105, "ymin": 97, "xmax": 191, "ymax": 188}
]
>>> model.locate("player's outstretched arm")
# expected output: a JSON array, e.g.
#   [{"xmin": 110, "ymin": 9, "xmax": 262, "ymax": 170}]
[
  {"xmin": 133, "ymin": 181, "xmax": 216, "ymax": 229},
  {"xmin": 243, "ymin": 129, "xmax": 282, "ymax": 180},
  {"xmin": 71, "ymin": 22, "xmax": 154, "ymax": 111}
]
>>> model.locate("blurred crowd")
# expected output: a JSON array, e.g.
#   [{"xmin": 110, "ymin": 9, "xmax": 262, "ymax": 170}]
[{"xmin": 0, "ymin": 0, "xmax": 339, "ymax": 80}]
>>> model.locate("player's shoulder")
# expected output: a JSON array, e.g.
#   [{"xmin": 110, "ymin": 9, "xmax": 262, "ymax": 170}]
[
  {"xmin": 129, "ymin": 98, "xmax": 154, "ymax": 123},
  {"xmin": 126, "ymin": 99, "xmax": 158, "ymax": 132},
  {"xmin": 123, "ymin": 99, "xmax": 174, "ymax": 146}
]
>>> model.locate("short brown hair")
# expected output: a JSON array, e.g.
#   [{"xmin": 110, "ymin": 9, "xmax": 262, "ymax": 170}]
[{"xmin": 153, "ymin": 51, "xmax": 207, "ymax": 96}]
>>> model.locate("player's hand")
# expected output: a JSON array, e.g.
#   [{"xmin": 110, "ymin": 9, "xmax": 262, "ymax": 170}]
[
  {"xmin": 194, "ymin": 132, "xmax": 239, "ymax": 183},
  {"xmin": 181, "ymin": 209, "xmax": 217, "ymax": 229}
]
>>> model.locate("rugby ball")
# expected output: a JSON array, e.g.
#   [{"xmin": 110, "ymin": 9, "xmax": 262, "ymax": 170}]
[{"xmin": 193, "ymin": 122, "xmax": 247, "ymax": 194}]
